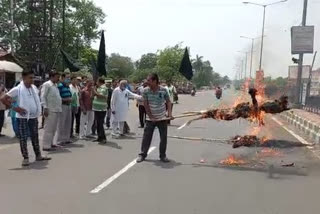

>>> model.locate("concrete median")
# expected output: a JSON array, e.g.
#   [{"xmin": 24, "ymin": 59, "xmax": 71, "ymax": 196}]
[{"xmin": 280, "ymin": 110, "xmax": 320, "ymax": 144}]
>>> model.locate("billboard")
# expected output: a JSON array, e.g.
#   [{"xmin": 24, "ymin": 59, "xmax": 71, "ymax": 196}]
[
  {"xmin": 288, "ymin": 65, "xmax": 311, "ymax": 79},
  {"xmin": 291, "ymin": 26, "xmax": 314, "ymax": 54}
]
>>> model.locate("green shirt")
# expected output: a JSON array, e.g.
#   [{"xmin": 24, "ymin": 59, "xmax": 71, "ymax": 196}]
[{"xmin": 92, "ymin": 86, "xmax": 108, "ymax": 111}]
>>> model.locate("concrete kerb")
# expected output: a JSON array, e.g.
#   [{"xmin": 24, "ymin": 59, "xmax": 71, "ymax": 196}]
[{"xmin": 280, "ymin": 111, "xmax": 320, "ymax": 144}]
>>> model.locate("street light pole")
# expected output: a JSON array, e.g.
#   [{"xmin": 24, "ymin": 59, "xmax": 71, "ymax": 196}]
[
  {"xmin": 238, "ymin": 51, "xmax": 249, "ymax": 79},
  {"xmin": 259, "ymin": 6, "xmax": 266, "ymax": 71},
  {"xmin": 240, "ymin": 36, "xmax": 259, "ymax": 79},
  {"xmin": 245, "ymin": 52, "xmax": 249, "ymax": 79},
  {"xmin": 250, "ymin": 38, "xmax": 254, "ymax": 78},
  {"xmin": 243, "ymin": 0, "xmax": 287, "ymax": 73}
]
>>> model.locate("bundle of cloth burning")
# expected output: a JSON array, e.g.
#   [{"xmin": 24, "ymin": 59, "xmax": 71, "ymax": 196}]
[{"xmin": 176, "ymin": 88, "xmax": 290, "ymax": 129}]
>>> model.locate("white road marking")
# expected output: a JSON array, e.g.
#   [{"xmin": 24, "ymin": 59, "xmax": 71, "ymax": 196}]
[
  {"xmin": 90, "ymin": 146, "xmax": 157, "ymax": 194},
  {"xmin": 271, "ymin": 117, "xmax": 311, "ymax": 145},
  {"xmin": 271, "ymin": 116, "xmax": 320, "ymax": 159}
]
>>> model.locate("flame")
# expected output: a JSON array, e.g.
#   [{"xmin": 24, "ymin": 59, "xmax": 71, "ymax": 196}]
[
  {"xmin": 220, "ymin": 154, "xmax": 246, "ymax": 165},
  {"xmin": 249, "ymin": 127, "xmax": 261, "ymax": 136},
  {"xmin": 261, "ymin": 136, "xmax": 269, "ymax": 144}
]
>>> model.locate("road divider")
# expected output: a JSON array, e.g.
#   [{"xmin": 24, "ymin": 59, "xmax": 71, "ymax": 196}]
[{"xmin": 280, "ymin": 111, "xmax": 320, "ymax": 144}]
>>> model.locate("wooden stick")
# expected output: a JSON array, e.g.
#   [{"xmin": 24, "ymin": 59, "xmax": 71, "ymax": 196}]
[
  {"xmin": 152, "ymin": 114, "xmax": 200, "ymax": 122},
  {"xmin": 167, "ymin": 135, "xmax": 230, "ymax": 143}
]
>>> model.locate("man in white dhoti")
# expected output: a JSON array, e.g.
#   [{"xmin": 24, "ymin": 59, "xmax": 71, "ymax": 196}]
[{"xmin": 111, "ymin": 80, "xmax": 141, "ymax": 138}]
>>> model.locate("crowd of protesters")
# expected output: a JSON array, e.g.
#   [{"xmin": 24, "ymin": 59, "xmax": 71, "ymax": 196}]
[{"xmin": 0, "ymin": 70, "xmax": 177, "ymax": 166}]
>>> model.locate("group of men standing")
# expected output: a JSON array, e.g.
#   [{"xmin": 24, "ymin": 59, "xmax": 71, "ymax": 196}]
[{"xmin": 0, "ymin": 70, "xmax": 175, "ymax": 166}]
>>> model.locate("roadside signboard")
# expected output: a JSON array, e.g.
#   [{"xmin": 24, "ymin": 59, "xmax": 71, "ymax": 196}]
[
  {"xmin": 291, "ymin": 26, "xmax": 314, "ymax": 54},
  {"xmin": 288, "ymin": 65, "xmax": 311, "ymax": 79}
]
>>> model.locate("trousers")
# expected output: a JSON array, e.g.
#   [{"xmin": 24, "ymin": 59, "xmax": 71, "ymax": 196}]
[
  {"xmin": 0, "ymin": 110, "xmax": 4, "ymax": 134},
  {"xmin": 18, "ymin": 118, "xmax": 41, "ymax": 159},
  {"xmin": 80, "ymin": 110, "xmax": 94, "ymax": 138},
  {"xmin": 112, "ymin": 121, "xmax": 124, "ymax": 135},
  {"xmin": 95, "ymin": 111, "xmax": 107, "ymax": 140},
  {"xmin": 138, "ymin": 105, "xmax": 146, "ymax": 127},
  {"xmin": 42, "ymin": 111, "xmax": 60, "ymax": 149},
  {"xmin": 71, "ymin": 106, "xmax": 81, "ymax": 136},
  {"xmin": 57, "ymin": 105, "xmax": 72, "ymax": 143},
  {"xmin": 139, "ymin": 120, "xmax": 168, "ymax": 158},
  {"xmin": 106, "ymin": 109, "xmax": 111, "ymax": 128}
]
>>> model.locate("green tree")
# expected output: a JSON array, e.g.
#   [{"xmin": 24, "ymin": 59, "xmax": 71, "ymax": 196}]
[
  {"xmin": 192, "ymin": 55, "xmax": 204, "ymax": 72},
  {"xmin": 0, "ymin": 0, "xmax": 105, "ymax": 71},
  {"xmin": 221, "ymin": 75, "xmax": 231, "ymax": 85},
  {"xmin": 191, "ymin": 57, "xmax": 223, "ymax": 88},
  {"xmin": 156, "ymin": 44, "xmax": 184, "ymax": 82},
  {"xmin": 107, "ymin": 53, "xmax": 135, "ymax": 79},
  {"xmin": 136, "ymin": 53, "xmax": 158, "ymax": 70},
  {"xmin": 79, "ymin": 47, "xmax": 98, "ymax": 66},
  {"xmin": 129, "ymin": 68, "xmax": 156, "ymax": 83}
]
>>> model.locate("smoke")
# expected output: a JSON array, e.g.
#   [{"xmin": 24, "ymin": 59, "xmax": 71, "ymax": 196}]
[{"xmin": 249, "ymin": 0, "xmax": 320, "ymax": 78}]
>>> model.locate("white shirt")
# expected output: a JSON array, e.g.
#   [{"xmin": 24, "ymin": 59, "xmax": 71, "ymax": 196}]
[
  {"xmin": 165, "ymin": 85, "xmax": 176, "ymax": 103},
  {"xmin": 7, "ymin": 83, "xmax": 41, "ymax": 119},
  {"xmin": 137, "ymin": 86, "xmax": 145, "ymax": 106},
  {"xmin": 41, "ymin": 80, "xmax": 62, "ymax": 112},
  {"xmin": 69, "ymin": 84, "xmax": 80, "ymax": 107},
  {"xmin": 111, "ymin": 87, "xmax": 141, "ymax": 122}
]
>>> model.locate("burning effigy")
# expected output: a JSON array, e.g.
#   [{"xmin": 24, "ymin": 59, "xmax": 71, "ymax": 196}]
[
  {"xmin": 231, "ymin": 135, "xmax": 261, "ymax": 148},
  {"xmin": 177, "ymin": 88, "xmax": 289, "ymax": 129}
]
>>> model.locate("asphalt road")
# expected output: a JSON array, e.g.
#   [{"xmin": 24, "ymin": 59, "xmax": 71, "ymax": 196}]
[{"xmin": 1, "ymin": 90, "xmax": 320, "ymax": 214}]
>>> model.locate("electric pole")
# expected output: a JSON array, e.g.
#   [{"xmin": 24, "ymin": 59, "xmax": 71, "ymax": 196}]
[{"xmin": 296, "ymin": 0, "xmax": 308, "ymax": 104}]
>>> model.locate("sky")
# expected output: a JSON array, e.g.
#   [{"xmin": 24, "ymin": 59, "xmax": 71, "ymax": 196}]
[{"xmin": 92, "ymin": 0, "xmax": 320, "ymax": 79}]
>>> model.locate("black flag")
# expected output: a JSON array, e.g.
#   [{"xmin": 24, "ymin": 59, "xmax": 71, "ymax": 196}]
[
  {"xmin": 179, "ymin": 47, "xmax": 193, "ymax": 80},
  {"xmin": 96, "ymin": 30, "xmax": 107, "ymax": 76},
  {"xmin": 91, "ymin": 58, "xmax": 98, "ymax": 83},
  {"xmin": 60, "ymin": 49, "xmax": 80, "ymax": 72}
]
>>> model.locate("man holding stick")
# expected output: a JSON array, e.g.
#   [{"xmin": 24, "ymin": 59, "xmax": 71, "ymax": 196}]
[{"xmin": 136, "ymin": 73, "xmax": 173, "ymax": 163}]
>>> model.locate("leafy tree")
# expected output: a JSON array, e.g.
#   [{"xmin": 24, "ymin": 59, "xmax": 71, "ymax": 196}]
[
  {"xmin": 156, "ymin": 44, "xmax": 184, "ymax": 82},
  {"xmin": 221, "ymin": 75, "xmax": 231, "ymax": 85},
  {"xmin": 129, "ymin": 68, "xmax": 156, "ymax": 83},
  {"xmin": 79, "ymin": 47, "xmax": 98, "ymax": 66},
  {"xmin": 192, "ymin": 55, "xmax": 204, "ymax": 72},
  {"xmin": 263, "ymin": 76, "xmax": 288, "ymax": 97},
  {"xmin": 107, "ymin": 53, "xmax": 135, "ymax": 79},
  {"xmin": 136, "ymin": 53, "xmax": 158, "ymax": 70},
  {"xmin": 0, "ymin": 0, "xmax": 105, "ymax": 71}
]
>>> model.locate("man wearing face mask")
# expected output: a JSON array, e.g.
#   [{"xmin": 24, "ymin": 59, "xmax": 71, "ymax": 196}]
[
  {"xmin": 111, "ymin": 80, "xmax": 141, "ymax": 138},
  {"xmin": 56, "ymin": 73, "xmax": 73, "ymax": 145}
]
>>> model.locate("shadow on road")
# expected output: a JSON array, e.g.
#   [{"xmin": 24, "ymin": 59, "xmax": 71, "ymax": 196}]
[
  {"xmin": 261, "ymin": 140, "xmax": 308, "ymax": 148},
  {"xmin": 145, "ymin": 159, "xmax": 183, "ymax": 169},
  {"xmin": 98, "ymin": 141, "xmax": 122, "ymax": 149},
  {"xmin": 62, "ymin": 143, "xmax": 84, "ymax": 149},
  {"xmin": 47, "ymin": 148, "xmax": 72, "ymax": 154},
  {"xmin": 9, "ymin": 160, "xmax": 49, "ymax": 171},
  {"xmin": 190, "ymin": 163, "xmax": 308, "ymax": 178}
]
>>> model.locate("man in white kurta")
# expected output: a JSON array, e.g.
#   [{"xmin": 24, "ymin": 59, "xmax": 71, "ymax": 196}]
[{"xmin": 111, "ymin": 80, "xmax": 141, "ymax": 138}]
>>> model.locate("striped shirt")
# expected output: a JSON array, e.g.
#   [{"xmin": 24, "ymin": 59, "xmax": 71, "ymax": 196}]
[
  {"xmin": 143, "ymin": 86, "xmax": 169, "ymax": 120},
  {"xmin": 58, "ymin": 83, "xmax": 72, "ymax": 99},
  {"xmin": 92, "ymin": 85, "xmax": 108, "ymax": 111}
]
